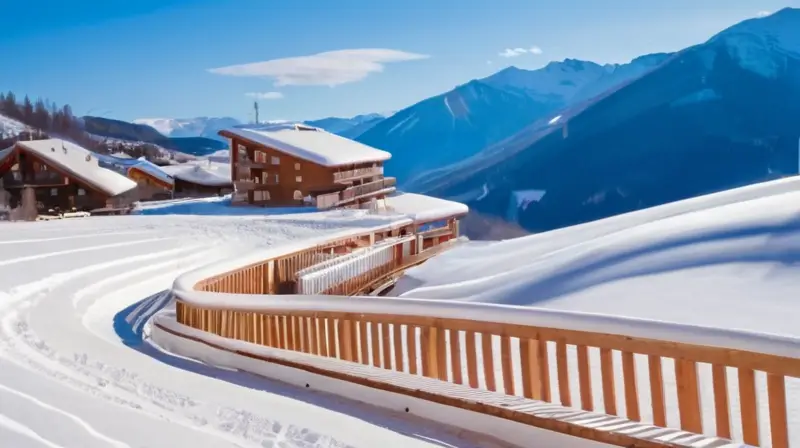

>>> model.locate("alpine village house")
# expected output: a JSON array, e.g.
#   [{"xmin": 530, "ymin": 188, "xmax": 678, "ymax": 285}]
[
  {"xmin": 0, "ymin": 139, "xmax": 138, "ymax": 218},
  {"xmin": 219, "ymin": 123, "xmax": 395, "ymax": 209}
]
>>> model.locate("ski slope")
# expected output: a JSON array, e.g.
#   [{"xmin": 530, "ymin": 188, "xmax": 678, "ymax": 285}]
[
  {"xmin": 391, "ymin": 176, "xmax": 800, "ymax": 337},
  {"xmin": 0, "ymin": 211, "xmax": 504, "ymax": 448}
]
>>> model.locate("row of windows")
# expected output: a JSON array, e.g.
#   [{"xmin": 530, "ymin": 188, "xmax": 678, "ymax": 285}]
[
  {"xmin": 50, "ymin": 188, "xmax": 85, "ymax": 196},
  {"xmin": 251, "ymin": 190, "xmax": 304, "ymax": 202},
  {"xmin": 249, "ymin": 174, "xmax": 303, "ymax": 184},
  {"xmin": 237, "ymin": 143, "xmax": 302, "ymax": 170}
]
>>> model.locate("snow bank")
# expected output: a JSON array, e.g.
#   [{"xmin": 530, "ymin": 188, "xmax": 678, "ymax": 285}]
[{"xmin": 223, "ymin": 123, "xmax": 391, "ymax": 167}]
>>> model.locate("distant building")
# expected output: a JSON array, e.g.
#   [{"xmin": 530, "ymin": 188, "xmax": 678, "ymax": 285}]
[
  {"xmin": 160, "ymin": 161, "xmax": 233, "ymax": 198},
  {"xmin": 0, "ymin": 139, "xmax": 137, "ymax": 216},
  {"xmin": 127, "ymin": 162, "xmax": 174, "ymax": 201},
  {"xmin": 220, "ymin": 123, "xmax": 395, "ymax": 209}
]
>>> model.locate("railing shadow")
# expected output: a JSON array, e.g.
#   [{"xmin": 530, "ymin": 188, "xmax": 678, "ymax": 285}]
[{"xmin": 112, "ymin": 293, "xmax": 502, "ymax": 448}]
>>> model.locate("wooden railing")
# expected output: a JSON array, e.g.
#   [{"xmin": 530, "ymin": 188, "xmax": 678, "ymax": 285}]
[
  {"xmin": 172, "ymin": 296, "xmax": 800, "ymax": 447},
  {"xmin": 333, "ymin": 166, "xmax": 384, "ymax": 183},
  {"xmin": 339, "ymin": 177, "xmax": 396, "ymax": 202}
]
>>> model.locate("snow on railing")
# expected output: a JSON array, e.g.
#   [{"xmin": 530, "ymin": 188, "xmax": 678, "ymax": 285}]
[{"xmin": 297, "ymin": 235, "xmax": 414, "ymax": 295}]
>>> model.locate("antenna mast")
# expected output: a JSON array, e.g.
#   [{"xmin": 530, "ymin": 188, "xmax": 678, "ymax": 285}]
[{"xmin": 253, "ymin": 101, "xmax": 259, "ymax": 125}]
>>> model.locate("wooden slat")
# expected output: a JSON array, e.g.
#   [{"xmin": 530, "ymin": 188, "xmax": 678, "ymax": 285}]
[
  {"xmin": 381, "ymin": 322, "xmax": 392, "ymax": 369},
  {"xmin": 648, "ymin": 355, "xmax": 666, "ymax": 428},
  {"xmin": 308, "ymin": 317, "xmax": 318, "ymax": 355},
  {"xmin": 407, "ymin": 325, "xmax": 418, "ymax": 375},
  {"xmin": 537, "ymin": 339, "xmax": 551, "ymax": 402},
  {"xmin": 501, "ymin": 335, "xmax": 515, "ymax": 395},
  {"xmin": 600, "ymin": 348, "xmax": 617, "ymax": 415},
  {"xmin": 711, "ymin": 364, "xmax": 731, "ymax": 439},
  {"xmin": 676, "ymin": 359, "xmax": 703, "ymax": 434},
  {"xmin": 621, "ymin": 351, "xmax": 640, "ymax": 421},
  {"xmin": 556, "ymin": 340, "xmax": 571, "ymax": 407},
  {"xmin": 577, "ymin": 345, "xmax": 593, "ymax": 411},
  {"xmin": 450, "ymin": 329, "xmax": 463, "ymax": 385},
  {"xmin": 392, "ymin": 323, "xmax": 403, "ymax": 373},
  {"xmin": 465, "ymin": 331, "xmax": 479, "ymax": 388},
  {"xmin": 326, "ymin": 317, "xmax": 336, "ymax": 358},
  {"xmin": 435, "ymin": 326, "xmax": 448, "ymax": 381},
  {"xmin": 520, "ymin": 339, "xmax": 534, "ymax": 399},
  {"xmin": 421, "ymin": 326, "xmax": 432, "ymax": 377},
  {"xmin": 482, "ymin": 332, "xmax": 496, "ymax": 391},
  {"xmin": 359, "ymin": 320, "xmax": 369, "ymax": 364},
  {"xmin": 767, "ymin": 373, "xmax": 789, "ymax": 448},
  {"xmin": 739, "ymin": 368, "xmax": 760, "ymax": 446},
  {"xmin": 371, "ymin": 321, "xmax": 381, "ymax": 367}
]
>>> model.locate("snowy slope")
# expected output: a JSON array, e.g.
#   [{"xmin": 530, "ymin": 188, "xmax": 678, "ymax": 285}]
[
  {"xmin": 0, "ymin": 211, "xmax": 500, "ymax": 448},
  {"xmin": 392, "ymin": 175, "xmax": 800, "ymax": 337},
  {"xmin": 0, "ymin": 113, "xmax": 29, "ymax": 137}
]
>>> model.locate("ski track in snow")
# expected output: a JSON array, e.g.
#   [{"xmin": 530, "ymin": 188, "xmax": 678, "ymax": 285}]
[{"xmin": 0, "ymin": 216, "xmax": 498, "ymax": 448}]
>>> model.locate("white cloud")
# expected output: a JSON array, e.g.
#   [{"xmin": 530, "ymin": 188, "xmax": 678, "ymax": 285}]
[
  {"xmin": 499, "ymin": 46, "xmax": 543, "ymax": 58},
  {"xmin": 756, "ymin": 10, "xmax": 771, "ymax": 18},
  {"xmin": 209, "ymin": 49, "xmax": 429, "ymax": 87},
  {"xmin": 245, "ymin": 92, "xmax": 284, "ymax": 100}
]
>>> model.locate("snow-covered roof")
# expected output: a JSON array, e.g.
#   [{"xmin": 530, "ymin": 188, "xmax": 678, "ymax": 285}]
[
  {"xmin": 15, "ymin": 139, "xmax": 137, "ymax": 196},
  {"xmin": 128, "ymin": 159, "xmax": 175, "ymax": 187},
  {"xmin": 220, "ymin": 123, "xmax": 391, "ymax": 167},
  {"xmin": 386, "ymin": 192, "xmax": 469, "ymax": 223},
  {"xmin": 161, "ymin": 160, "xmax": 231, "ymax": 187}
]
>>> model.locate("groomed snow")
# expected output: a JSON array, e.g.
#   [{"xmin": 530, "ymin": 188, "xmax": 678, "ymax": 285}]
[
  {"xmin": 10, "ymin": 139, "xmax": 137, "ymax": 196},
  {"xmin": 222, "ymin": 123, "xmax": 392, "ymax": 167},
  {"xmin": 0, "ymin": 210, "xmax": 496, "ymax": 448},
  {"xmin": 384, "ymin": 192, "xmax": 468, "ymax": 224},
  {"xmin": 391, "ymin": 175, "xmax": 800, "ymax": 337}
]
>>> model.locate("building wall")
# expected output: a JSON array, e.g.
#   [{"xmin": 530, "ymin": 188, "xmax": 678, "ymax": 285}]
[
  {"xmin": 173, "ymin": 178, "xmax": 230, "ymax": 198},
  {"xmin": 229, "ymin": 135, "xmax": 337, "ymax": 207},
  {"xmin": 128, "ymin": 168, "xmax": 172, "ymax": 201}
]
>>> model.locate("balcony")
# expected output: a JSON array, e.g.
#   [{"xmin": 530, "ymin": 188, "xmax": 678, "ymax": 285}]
[
  {"xmin": 2, "ymin": 172, "xmax": 66, "ymax": 188},
  {"xmin": 339, "ymin": 177, "xmax": 396, "ymax": 203},
  {"xmin": 333, "ymin": 166, "xmax": 384, "ymax": 183}
]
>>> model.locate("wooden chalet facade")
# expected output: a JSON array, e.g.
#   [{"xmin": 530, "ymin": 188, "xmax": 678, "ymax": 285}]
[
  {"xmin": 219, "ymin": 124, "xmax": 395, "ymax": 209},
  {"xmin": 127, "ymin": 164, "xmax": 174, "ymax": 201},
  {"xmin": 0, "ymin": 139, "xmax": 137, "ymax": 217},
  {"xmin": 160, "ymin": 162, "xmax": 233, "ymax": 199}
]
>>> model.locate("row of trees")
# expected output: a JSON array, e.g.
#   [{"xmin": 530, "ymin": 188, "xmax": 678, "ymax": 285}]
[{"xmin": 0, "ymin": 91, "xmax": 162, "ymax": 160}]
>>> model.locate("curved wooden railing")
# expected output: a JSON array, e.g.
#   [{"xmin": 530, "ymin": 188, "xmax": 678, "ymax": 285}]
[{"xmin": 164, "ymin": 233, "xmax": 800, "ymax": 448}]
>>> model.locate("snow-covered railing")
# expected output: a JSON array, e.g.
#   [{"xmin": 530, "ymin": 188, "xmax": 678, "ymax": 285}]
[
  {"xmin": 297, "ymin": 236, "xmax": 415, "ymax": 295},
  {"xmin": 170, "ymin": 276, "xmax": 800, "ymax": 448}
]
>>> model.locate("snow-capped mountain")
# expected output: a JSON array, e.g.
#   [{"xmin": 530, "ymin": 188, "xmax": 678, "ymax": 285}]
[
  {"xmin": 305, "ymin": 113, "xmax": 389, "ymax": 138},
  {"xmin": 412, "ymin": 8, "xmax": 800, "ymax": 234},
  {"xmin": 133, "ymin": 116, "xmax": 242, "ymax": 142},
  {"xmin": 356, "ymin": 53, "xmax": 671, "ymax": 185}
]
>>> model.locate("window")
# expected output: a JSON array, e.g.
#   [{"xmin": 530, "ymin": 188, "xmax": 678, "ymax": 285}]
[
  {"xmin": 293, "ymin": 190, "xmax": 303, "ymax": 201},
  {"xmin": 253, "ymin": 190, "xmax": 270, "ymax": 201},
  {"xmin": 274, "ymin": 174, "xmax": 279, "ymax": 183},
  {"xmin": 294, "ymin": 162, "xmax": 301, "ymax": 170},
  {"xmin": 271, "ymin": 156, "xmax": 280, "ymax": 165},
  {"xmin": 78, "ymin": 188, "xmax": 86, "ymax": 196},
  {"xmin": 295, "ymin": 176, "xmax": 302, "ymax": 183},
  {"xmin": 50, "ymin": 188, "xmax": 58, "ymax": 196}
]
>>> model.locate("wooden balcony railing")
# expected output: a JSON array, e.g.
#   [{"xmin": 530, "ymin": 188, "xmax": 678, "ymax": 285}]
[
  {"xmin": 2, "ymin": 172, "xmax": 66, "ymax": 187},
  {"xmin": 339, "ymin": 177, "xmax": 396, "ymax": 202},
  {"xmin": 333, "ymin": 166, "xmax": 384, "ymax": 183}
]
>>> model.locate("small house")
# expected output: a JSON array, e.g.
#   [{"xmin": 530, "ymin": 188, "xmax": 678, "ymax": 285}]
[
  {"xmin": 160, "ymin": 160, "xmax": 233, "ymax": 198},
  {"xmin": 220, "ymin": 123, "xmax": 395, "ymax": 209},
  {"xmin": 0, "ymin": 139, "xmax": 138, "ymax": 216}
]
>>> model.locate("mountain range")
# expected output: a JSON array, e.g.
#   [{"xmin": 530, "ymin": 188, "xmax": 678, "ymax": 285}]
[{"xmin": 409, "ymin": 7, "xmax": 800, "ymax": 233}]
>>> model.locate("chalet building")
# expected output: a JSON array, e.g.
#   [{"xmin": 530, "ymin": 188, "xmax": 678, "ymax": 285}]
[
  {"xmin": 384, "ymin": 192, "xmax": 469, "ymax": 252},
  {"xmin": 160, "ymin": 161, "xmax": 233, "ymax": 198},
  {"xmin": 0, "ymin": 139, "xmax": 138, "ymax": 216},
  {"xmin": 127, "ymin": 162, "xmax": 174, "ymax": 201},
  {"xmin": 219, "ymin": 123, "xmax": 395, "ymax": 209}
]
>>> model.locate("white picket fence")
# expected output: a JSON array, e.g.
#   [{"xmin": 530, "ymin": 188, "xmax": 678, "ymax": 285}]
[{"xmin": 296, "ymin": 235, "xmax": 415, "ymax": 295}]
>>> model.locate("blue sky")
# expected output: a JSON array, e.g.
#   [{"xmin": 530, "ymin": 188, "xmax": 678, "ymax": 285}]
[{"xmin": 1, "ymin": 0, "xmax": 796, "ymax": 123}]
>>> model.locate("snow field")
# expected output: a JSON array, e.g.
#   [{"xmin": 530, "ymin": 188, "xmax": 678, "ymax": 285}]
[{"xmin": 0, "ymin": 214, "xmax": 497, "ymax": 447}]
